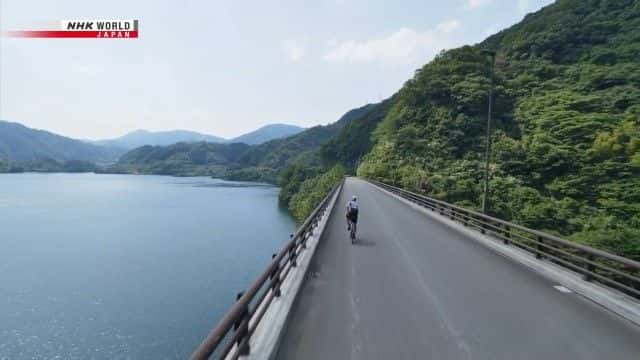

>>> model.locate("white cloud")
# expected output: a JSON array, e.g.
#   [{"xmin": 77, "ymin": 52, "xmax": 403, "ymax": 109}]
[
  {"xmin": 323, "ymin": 20, "xmax": 461, "ymax": 66},
  {"xmin": 464, "ymin": 0, "xmax": 494, "ymax": 9},
  {"xmin": 282, "ymin": 40, "xmax": 305, "ymax": 62}
]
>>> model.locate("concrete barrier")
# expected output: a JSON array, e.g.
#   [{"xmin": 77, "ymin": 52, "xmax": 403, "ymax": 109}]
[{"xmin": 239, "ymin": 183, "xmax": 343, "ymax": 360}]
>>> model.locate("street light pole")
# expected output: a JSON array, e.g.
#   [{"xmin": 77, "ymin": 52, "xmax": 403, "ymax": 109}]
[{"xmin": 481, "ymin": 50, "xmax": 496, "ymax": 214}]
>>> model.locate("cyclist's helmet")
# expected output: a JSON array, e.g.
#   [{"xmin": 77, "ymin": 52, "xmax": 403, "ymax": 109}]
[{"xmin": 352, "ymin": 196, "xmax": 357, "ymax": 201}]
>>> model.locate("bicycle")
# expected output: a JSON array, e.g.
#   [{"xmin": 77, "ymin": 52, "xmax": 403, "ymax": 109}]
[{"xmin": 348, "ymin": 218, "xmax": 357, "ymax": 243}]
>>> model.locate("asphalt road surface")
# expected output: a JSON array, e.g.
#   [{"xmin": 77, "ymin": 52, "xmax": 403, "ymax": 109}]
[{"xmin": 276, "ymin": 177, "xmax": 640, "ymax": 360}]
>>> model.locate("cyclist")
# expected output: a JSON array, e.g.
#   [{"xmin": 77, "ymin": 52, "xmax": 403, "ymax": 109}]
[{"xmin": 346, "ymin": 196, "xmax": 359, "ymax": 233}]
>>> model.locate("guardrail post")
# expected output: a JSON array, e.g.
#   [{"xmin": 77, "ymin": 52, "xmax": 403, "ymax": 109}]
[
  {"xmin": 536, "ymin": 236, "xmax": 543, "ymax": 259},
  {"xmin": 270, "ymin": 258, "xmax": 281, "ymax": 297},
  {"xmin": 583, "ymin": 254, "xmax": 596, "ymax": 281},
  {"xmin": 461, "ymin": 210, "xmax": 468, "ymax": 226},
  {"xmin": 504, "ymin": 225, "xmax": 510, "ymax": 245},
  {"xmin": 189, "ymin": 181, "xmax": 345, "ymax": 358},
  {"xmin": 299, "ymin": 233, "xmax": 307, "ymax": 249},
  {"xmin": 289, "ymin": 246, "xmax": 297, "ymax": 267},
  {"xmin": 233, "ymin": 291, "xmax": 250, "ymax": 355}
]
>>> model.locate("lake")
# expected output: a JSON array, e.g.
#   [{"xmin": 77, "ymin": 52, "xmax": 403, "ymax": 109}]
[{"xmin": 0, "ymin": 173, "xmax": 296, "ymax": 359}]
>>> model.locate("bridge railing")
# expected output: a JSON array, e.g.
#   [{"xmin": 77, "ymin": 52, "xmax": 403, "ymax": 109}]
[
  {"xmin": 190, "ymin": 180, "xmax": 343, "ymax": 360},
  {"xmin": 369, "ymin": 179, "xmax": 640, "ymax": 300}
]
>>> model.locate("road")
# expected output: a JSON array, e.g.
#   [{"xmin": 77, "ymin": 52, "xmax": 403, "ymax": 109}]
[{"xmin": 276, "ymin": 177, "xmax": 640, "ymax": 360}]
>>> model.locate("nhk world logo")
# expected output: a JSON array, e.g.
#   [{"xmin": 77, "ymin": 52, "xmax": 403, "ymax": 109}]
[{"xmin": 6, "ymin": 20, "xmax": 139, "ymax": 39}]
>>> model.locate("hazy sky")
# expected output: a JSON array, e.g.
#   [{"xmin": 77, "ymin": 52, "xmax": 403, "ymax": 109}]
[{"xmin": 0, "ymin": 0, "xmax": 554, "ymax": 140}]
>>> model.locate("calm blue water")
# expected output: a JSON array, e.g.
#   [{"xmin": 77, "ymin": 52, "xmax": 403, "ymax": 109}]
[{"xmin": 0, "ymin": 173, "xmax": 296, "ymax": 359}]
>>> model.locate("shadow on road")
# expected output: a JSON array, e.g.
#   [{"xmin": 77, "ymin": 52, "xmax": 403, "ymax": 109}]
[{"xmin": 353, "ymin": 237, "xmax": 376, "ymax": 247}]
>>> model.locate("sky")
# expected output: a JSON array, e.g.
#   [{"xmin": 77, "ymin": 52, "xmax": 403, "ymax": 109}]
[{"xmin": 0, "ymin": 0, "xmax": 554, "ymax": 140}]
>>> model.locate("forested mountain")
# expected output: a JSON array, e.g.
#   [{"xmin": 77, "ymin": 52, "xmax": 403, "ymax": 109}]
[
  {"xmin": 0, "ymin": 120, "xmax": 305, "ymax": 173},
  {"xmin": 114, "ymin": 142, "xmax": 252, "ymax": 176},
  {"xmin": 0, "ymin": 120, "xmax": 123, "ymax": 164},
  {"xmin": 91, "ymin": 129, "xmax": 226, "ymax": 149},
  {"xmin": 352, "ymin": 0, "xmax": 640, "ymax": 259},
  {"xmin": 228, "ymin": 124, "xmax": 304, "ymax": 145},
  {"xmin": 321, "ymin": 100, "xmax": 393, "ymax": 169},
  {"xmin": 109, "ymin": 103, "xmax": 381, "ymax": 181},
  {"xmin": 93, "ymin": 124, "xmax": 304, "ymax": 149}
]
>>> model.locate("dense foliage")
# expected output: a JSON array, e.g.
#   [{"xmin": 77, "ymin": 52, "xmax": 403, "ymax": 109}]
[
  {"xmin": 358, "ymin": 0, "xmax": 640, "ymax": 259},
  {"xmin": 111, "ymin": 104, "xmax": 377, "ymax": 182},
  {"xmin": 320, "ymin": 100, "xmax": 392, "ymax": 169},
  {"xmin": 276, "ymin": 102, "xmax": 389, "ymax": 220},
  {"xmin": 0, "ymin": 158, "xmax": 97, "ymax": 173},
  {"xmin": 112, "ymin": 142, "xmax": 252, "ymax": 176},
  {"xmin": 288, "ymin": 165, "xmax": 346, "ymax": 222}
]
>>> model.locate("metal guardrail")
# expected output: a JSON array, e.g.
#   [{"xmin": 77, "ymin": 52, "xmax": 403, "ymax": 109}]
[
  {"xmin": 369, "ymin": 179, "xmax": 640, "ymax": 300},
  {"xmin": 190, "ymin": 180, "xmax": 343, "ymax": 360}
]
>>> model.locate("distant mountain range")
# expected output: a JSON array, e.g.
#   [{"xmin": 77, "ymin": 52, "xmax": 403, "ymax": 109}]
[
  {"xmin": 0, "ymin": 121, "xmax": 305, "ymax": 166},
  {"xmin": 111, "ymin": 103, "xmax": 384, "ymax": 181},
  {"xmin": 90, "ymin": 129, "xmax": 226, "ymax": 149},
  {"xmin": 90, "ymin": 124, "xmax": 305, "ymax": 149},
  {"xmin": 229, "ymin": 124, "xmax": 304, "ymax": 145},
  {"xmin": 0, "ymin": 120, "xmax": 123, "ymax": 164}
]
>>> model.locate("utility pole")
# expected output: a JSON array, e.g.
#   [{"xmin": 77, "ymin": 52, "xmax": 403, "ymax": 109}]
[{"xmin": 481, "ymin": 49, "xmax": 496, "ymax": 214}]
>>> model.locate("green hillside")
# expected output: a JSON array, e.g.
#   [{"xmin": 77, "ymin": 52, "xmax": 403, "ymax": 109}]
[
  {"xmin": 92, "ymin": 129, "xmax": 226, "ymax": 149},
  {"xmin": 229, "ymin": 124, "xmax": 304, "ymax": 145},
  {"xmin": 355, "ymin": 0, "xmax": 640, "ymax": 259},
  {"xmin": 277, "ymin": 102, "xmax": 389, "ymax": 214},
  {"xmin": 113, "ymin": 142, "xmax": 252, "ymax": 176},
  {"xmin": 110, "ymin": 103, "xmax": 382, "ymax": 182},
  {"xmin": 0, "ymin": 120, "xmax": 123, "ymax": 164}
]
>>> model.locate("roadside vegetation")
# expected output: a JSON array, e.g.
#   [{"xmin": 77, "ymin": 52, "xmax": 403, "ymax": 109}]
[{"xmin": 357, "ymin": 0, "xmax": 640, "ymax": 260}]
